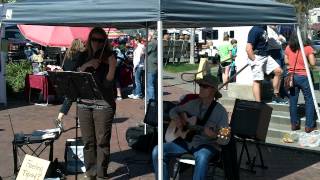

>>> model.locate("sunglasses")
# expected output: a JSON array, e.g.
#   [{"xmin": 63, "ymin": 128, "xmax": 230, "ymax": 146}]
[
  {"xmin": 91, "ymin": 38, "xmax": 106, "ymax": 43},
  {"xmin": 199, "ymin": 84, "xmax": 211, "ymax": 89}
]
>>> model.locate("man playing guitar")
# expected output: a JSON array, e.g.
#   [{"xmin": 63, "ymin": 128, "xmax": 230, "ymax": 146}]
[{"xmin": 152, "ymin": 74, "xmax": 230, "ymax": 180}]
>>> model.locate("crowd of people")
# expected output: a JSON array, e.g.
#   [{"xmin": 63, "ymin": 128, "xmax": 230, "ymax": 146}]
[{"xmin": 246, "ymin": 25, "xmax": 317, "ymax": 133}]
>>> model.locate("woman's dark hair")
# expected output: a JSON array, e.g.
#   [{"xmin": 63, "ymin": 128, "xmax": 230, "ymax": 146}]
[
  {"xmin": 86, "ymin": 27, "xmax": 112, "ymax": 59},
  {"xmin": 288, "ymin": 33, "xmax": 299, "ymax": 52},
  {"xmin": 288, "ymin": 31, "xmax": 310, "ymax": 52}
]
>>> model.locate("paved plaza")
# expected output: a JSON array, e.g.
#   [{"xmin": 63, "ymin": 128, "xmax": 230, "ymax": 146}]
[{"xmin": 0, "ymin": 74, "xmax": 320, "ymax": 180}]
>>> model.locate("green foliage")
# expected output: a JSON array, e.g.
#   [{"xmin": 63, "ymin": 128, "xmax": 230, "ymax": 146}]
[
  {"xmin": 3, "ymin": 0, "xmax": 16, "ymax": 3},
  {"xmin": 164, "ymin": 63, "xmax": 198, "ymax": 73},
  {"xmin": 276, "ymin": 0, "xmax": 320, "ymax": 13},
  {"xmin": 276, "ymin": 0, "xmax": 320, "ymax": 38},
  {"xmin": 6, "ymin": 60, "xmax": 32, "ymax": 93},
  {"xmin": 1, "ymin": 0, "xmax": 16, "ymax": 3}
]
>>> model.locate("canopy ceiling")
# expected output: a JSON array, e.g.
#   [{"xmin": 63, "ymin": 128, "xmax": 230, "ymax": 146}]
[{"xmin": 2, "ymin": 0, "xmax": 296, "ymax": 28}]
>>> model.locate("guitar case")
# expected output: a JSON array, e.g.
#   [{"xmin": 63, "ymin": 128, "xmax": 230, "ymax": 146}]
[{"xmin": 125, "ymin": 126, "xmax": 156, "ymax": 153}]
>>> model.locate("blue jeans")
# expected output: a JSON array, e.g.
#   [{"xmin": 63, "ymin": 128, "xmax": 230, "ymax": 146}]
[
  {"xmin": 133, "ymin": 66, "xmax": 143, "ymax": 97},
  {"xmin": 152, "ymin": 142, "xmax": 216, "ymax": 180},
  {"xmin": 289, "ymin": 75, "xmax": 315, "ymax": 128},
  {"xmin": 147, "ymin": 72, "xmax": 157, "ymax": 102}
]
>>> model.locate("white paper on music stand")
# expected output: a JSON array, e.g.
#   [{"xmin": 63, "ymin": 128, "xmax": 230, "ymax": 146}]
[{"xmin": 29, "ymin": 128, "xmax": 61, "ymax": 141}]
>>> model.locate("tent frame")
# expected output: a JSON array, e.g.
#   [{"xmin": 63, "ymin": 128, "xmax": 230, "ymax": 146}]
[
  {"xmin": 296, "ymin": 27, "xmax": 320, "ymax": 126},
  {"xmin": 4, "ymin": 1, "xmax": 318, "ymax": 180}
]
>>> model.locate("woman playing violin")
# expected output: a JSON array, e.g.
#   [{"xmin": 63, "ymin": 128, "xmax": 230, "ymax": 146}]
[{"xmin": 76, "ymin": 27, "xmax": 117, "ymax": 179}]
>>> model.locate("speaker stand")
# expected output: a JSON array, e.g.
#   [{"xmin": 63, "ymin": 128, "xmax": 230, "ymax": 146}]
[{"xmin": 237, "ymin": 137, "xmax": 268, "ymax": 173}]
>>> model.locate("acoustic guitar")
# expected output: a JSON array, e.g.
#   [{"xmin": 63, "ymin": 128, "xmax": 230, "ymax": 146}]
[{"xmin": 165, "ymin": 112, "xmax": 231, "ymax": 145}]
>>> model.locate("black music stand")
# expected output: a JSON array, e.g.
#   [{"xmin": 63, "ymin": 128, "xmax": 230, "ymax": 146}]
[{"xmin": 48, "ymin": 71, "xmax": 103, "ymax": 179}]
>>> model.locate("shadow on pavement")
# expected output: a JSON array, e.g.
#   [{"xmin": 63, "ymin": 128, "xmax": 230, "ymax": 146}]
[
  {"xmin": 163, "ymin": 82, "xmax": 190, "ymax": 87},
  {"xmin": 113, "ymin": 117, "xmax": 130, "ymax": 124},
  {"xmin": 238, "ymin": 142, "xmax": 320, "ymax": 180},
  {"xmin": 0, "ymin": 100, "xmax": 31, "ymax": 111},
  {"xmin": 171, "ymin": 142, "xmax": 320, "ymax": 180},
  {"xmin": 109, "ymin": 149, "xmax": 153, "ymax": 179},
  {"xmin": 163, "ymin": 75, "xmax": 175, "ymax": 80}
]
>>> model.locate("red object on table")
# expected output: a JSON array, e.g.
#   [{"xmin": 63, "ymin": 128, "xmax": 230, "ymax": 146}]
[
  {"xmin": 25, "ymin": 74, "xmax": 55, "ymax": 103},
  {"xmin": 18, "ymin": 25, "xmax": 124, "ymax": 47}
]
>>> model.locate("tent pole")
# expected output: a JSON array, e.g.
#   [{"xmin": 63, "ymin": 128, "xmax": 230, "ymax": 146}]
[
  {"xmin": 0, "ymin": 12, "xmax": 7, "ymax": 106},
  {"xmin": 157, "ymin": 20, "xmax": 163, "ymax": 180},
  {"xmin": 144, "ymin": 24, "xmax": 149, "ymax": 135},
  {"xmin": 296, "ymin": 27, "xmax": 320, "ymax": 123},
  {"xmin": 190, "ymin": 28, "xmax": 195, "ymax": 64}
]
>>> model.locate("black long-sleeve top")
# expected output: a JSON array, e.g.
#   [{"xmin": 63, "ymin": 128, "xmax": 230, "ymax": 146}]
[
  {"xmin": 75, "ymin": 51, "xmax": 116, "ymax": 109},
  {"xmin": 59, "ymin": 55, "xmax": 79, "ymax": 114}
]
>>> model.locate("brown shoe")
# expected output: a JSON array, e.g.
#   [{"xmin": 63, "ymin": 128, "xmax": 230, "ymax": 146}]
[
  {"xmin": 305, "ymin": 127, "xmax": 317, "ymax": 133},
  {"xmin": 291, "ymin": 124, "xmax": 301, "ymax": 131}
]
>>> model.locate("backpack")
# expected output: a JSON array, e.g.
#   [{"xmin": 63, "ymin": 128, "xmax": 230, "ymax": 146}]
[
  {"xmin": 45, "ymin": 158, "xmax": 65, "ymax": 179},
  {"xmin": 125, "ymin": 126, "xmax": 157, "ymax": 153}
]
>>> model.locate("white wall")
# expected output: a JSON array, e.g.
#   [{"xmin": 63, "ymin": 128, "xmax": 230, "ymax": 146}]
[
  {"xmin": 232, "ymin": 26, "xmax": 253, "ymax": 85},
  {"xmin": 197, "ymin": 26, "xmax": 253, "ymax": 84},
  {"xmin": 168, "ymin": 26, "xmax": 254, "ymax": 84}
]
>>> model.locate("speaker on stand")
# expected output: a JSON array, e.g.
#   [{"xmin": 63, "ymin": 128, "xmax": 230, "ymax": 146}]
[{"xmin": 230, "ymin": 99, "xmax": 273, "ymax": 173}]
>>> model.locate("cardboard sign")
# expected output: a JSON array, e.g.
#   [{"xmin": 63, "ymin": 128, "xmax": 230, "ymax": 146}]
[
  {"xmin": 16, "ymin": 154, "xmax": 50, "ymax": 180},
  {"xmin": 196, "ymin": 58, "xmax": 210, "ymax": 79}
]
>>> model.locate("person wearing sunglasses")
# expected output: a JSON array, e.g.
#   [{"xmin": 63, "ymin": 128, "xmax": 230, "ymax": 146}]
[
  {"xmin": 75, "ymin": 27, "xmax": 117, "ymax": 180},
  {"xmin": 152, "ymin": 74, "xmax": 230, "ymax": 180}
]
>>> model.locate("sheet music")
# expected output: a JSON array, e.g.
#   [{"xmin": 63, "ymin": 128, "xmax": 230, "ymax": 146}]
[{"xmin": 47, "ymin": 71, "xmax": 104, "ymax": 101}]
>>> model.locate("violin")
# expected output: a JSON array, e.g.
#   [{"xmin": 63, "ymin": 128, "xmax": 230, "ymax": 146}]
[{"xmin": 85, "ymin": 44, "xmax": 112, "ymax": 73}]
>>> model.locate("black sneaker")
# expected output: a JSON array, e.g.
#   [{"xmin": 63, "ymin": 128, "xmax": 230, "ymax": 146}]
[{"xmin": 272, "ymin": 96, "xmax": 288, "ymax": 104}]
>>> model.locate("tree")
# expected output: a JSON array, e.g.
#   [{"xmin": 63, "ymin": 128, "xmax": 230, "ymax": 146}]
[
  {"xmin": 1, "ymin": 0, "xmax": 16, "ymax": 3},
  {"xmin": 276, "ymin": 0, "xmax": 320, "ymax": 37},
  {"xmin": 276, "ymin": 0, "xmax": 320, "ymax": 13}
]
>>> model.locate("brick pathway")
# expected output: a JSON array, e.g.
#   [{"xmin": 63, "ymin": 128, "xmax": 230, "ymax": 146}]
[{"xmin": 0, "ymin": 81, "xmax": 320, "ymax": 180}]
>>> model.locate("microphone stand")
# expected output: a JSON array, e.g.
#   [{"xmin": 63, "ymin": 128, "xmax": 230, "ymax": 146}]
[
  {"xmin": 181, "ymin": 63, "xmax": 250, "ymax": 90},
  {"xmin": 74, "ymin": 98, "xmax": 80, "ymax": 180},
  {"xmin": 69, "ymin": 75, "xmax": 80, "ymax": 180}
]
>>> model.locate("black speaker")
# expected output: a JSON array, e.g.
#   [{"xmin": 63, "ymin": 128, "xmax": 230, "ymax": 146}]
[{"xmin": 230, "ymin": 99, "xmax": 273, "ymax": 141}]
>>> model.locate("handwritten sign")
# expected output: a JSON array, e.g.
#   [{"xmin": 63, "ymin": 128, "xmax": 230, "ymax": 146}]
[
  {"xmin": 196, "ymin": 58, "xmax": 210, "ymax": 79},
  {"xmin": 16, "ymin": 154, "xmax": 50, "ymax": 180}
]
